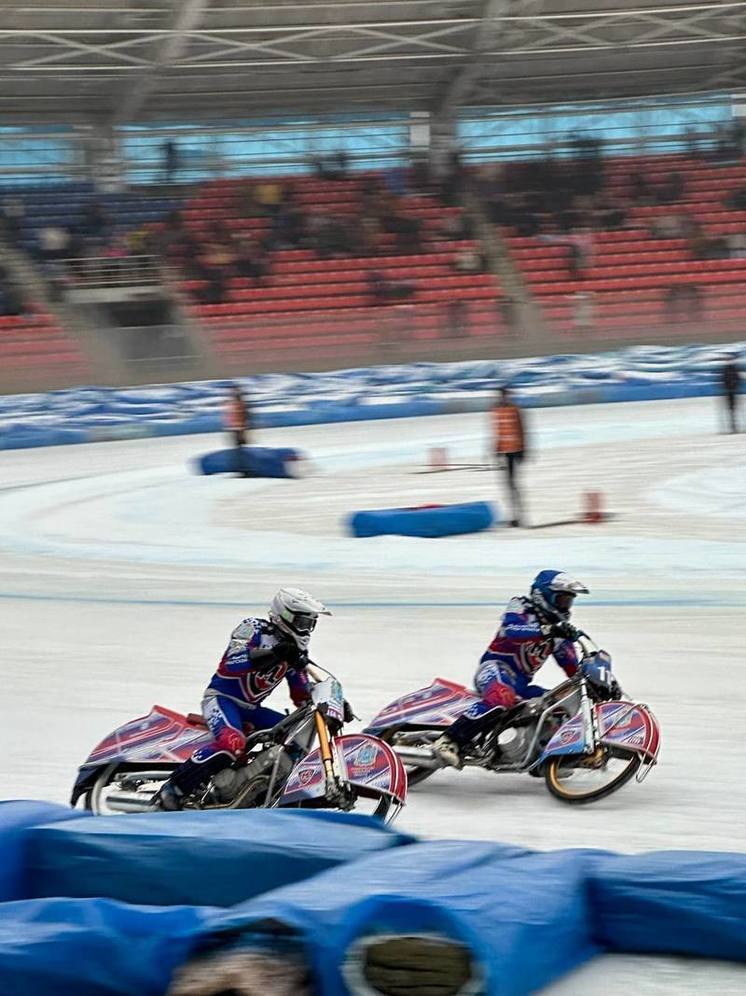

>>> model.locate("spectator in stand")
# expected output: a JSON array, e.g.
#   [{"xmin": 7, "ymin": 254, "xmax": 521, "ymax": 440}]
[
  {"xmin": 649, "ymin": 210, "xmax": 692, "ymax": 239},
  {"xmin": 380, "ymin": 208, "xmax": 422, "ymax": 254},
  {"xmin": 572, "ymin": 290, "xmax": 595, "ymax": 333},
  {"xmin": 491, "ymin": 387, "xmax": 527, "ymax": 528},
  {"xmin": 453, "ymin": 247, "xmax": 485, "ymax": 274},
  {"xmin": 438, "ymin": 149, "xmax": 465, "ymax": 206},
  {"xmin": 684, "ymin": 127, "xmax": 702, "ymax": 158},
  {"xmin": 728, "ymin": 230, "xmax": 746, "ymax": 258},
  {"xmin": 272, "ymin": 191, "xmax": 306, "ymax": 249},
  {"xmin": 721, "ymin": 354, "xmax": 742, "ymax": 433},
  {"xmin": 664, "ymin": 284, "xmax": 703, "ymax": 323},
  {"xmin": 367, "ymin": 270, "xmax": 415, "ymax": 304},
  {"xmin": 83, "ymin": 201, "xmax": 110, "ymax": 241},
  {"xmin": 255, "ymin": 182, "xmax": 282, "ymax": 216},
  {"xmin": 630, "ymin": 170, "xmax": 652, "ymax": 204},
  {"xmin": 656, "ymin": 171, "xmax": 685, "ymax": 204},
  {"xmin": 445, "ymin": 299, "xmax": 468, "ymax": 338},
  {"xmin": 591, "ymin": 195, "xmax": 626, "ymax": 230},
  {"xmin": 163, "ymin": 140, "xmax": 179, "ymax": 183},
  {"xmin": 0, "ymin": 279, "xmax": 27, "ymax": 316},
  {"xmin": 1, "ymin": 196, "xmax": 25, "ymax": 245},
  {"xmin": 566, "ymin": 227, "xmax": 594, "ymax": 279},
  {"xmin": 500, "ymin": 294, "xmax": 519, "ymax": 336},
  {"xmin": 234, "ymin": 236, "xmax": 268, "ymax": 283},
  {"xmin": 224, "ymin": 383, "xmax": 253, "ymax": 478},
  {"xmin": 38, "ymin": 225, "xmax": 71, "ymax": 263}
]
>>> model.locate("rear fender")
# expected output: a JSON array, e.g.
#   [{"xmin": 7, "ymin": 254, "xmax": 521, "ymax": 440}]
[
  {"xmin": 70, "ymin": 765, "xmax": 102, "ymax": 807},
  {"xmin": 81, "ymin": 705, "xmax": 211, "ymax": 767},
  {"xmin": 279, "ymin": 733, "xmax": 408, "ymax": 807},
  {"xmin": 364, "ymin": 678, "xmax": 479, "ymax": 736}
]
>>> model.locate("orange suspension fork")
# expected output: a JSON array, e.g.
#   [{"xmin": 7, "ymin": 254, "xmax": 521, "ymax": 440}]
[{"xmin": 314, "ymin": 710, "xmax": 336, "ymax": 785}]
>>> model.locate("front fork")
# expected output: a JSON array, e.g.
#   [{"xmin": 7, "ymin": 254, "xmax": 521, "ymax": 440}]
[
  {"xmin": 314, "ymin": 710, "xmax": 343, "ymax": 802},
  {"xmin": 579, "ymin": 677, "xmax": 600, "ymax": 754}
]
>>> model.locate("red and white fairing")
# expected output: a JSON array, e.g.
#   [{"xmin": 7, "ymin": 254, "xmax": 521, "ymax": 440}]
[
  {"xmin": 82, "ymin": 705, "xmax": 211, "ymax": 766},
  {"xmin": 541, "ymin": 701, "xmax": 661, "ymax": 763},
  {"xmin": 280, "ymin": 733, "xmax": 408, "ymax": 808},
  {"xmin": 364, "ymin": 677, "xmax": 479, "ymax": 735}
]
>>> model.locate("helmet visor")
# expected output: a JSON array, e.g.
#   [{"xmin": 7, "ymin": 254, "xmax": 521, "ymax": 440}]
[
  {"xmin": 554, "ymin": 592, "xmax": 576, "ymax": 613},
  {"xmin": 291, "ymin": 612, "xmax": 317, "ymax": 636}
]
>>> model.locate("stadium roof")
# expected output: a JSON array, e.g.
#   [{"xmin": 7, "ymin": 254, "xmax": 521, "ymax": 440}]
[{"xmin": 1, "ymin": 1, "xmax": 745, "ymax": 126}]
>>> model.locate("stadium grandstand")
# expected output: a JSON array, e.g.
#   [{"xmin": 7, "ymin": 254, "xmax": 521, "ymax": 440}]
[{"xmin": 1, "ymin": 0, "xmax": 745, "ymax": 391}]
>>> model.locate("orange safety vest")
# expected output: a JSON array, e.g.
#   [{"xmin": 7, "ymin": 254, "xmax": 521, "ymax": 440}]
[
  {"xmin": 492, "ymin": 403, "xmax": 524, "ymax": 454},
  {"xmin": 224, "ymin": 397, "xmax": 246, "ymax": 431}
]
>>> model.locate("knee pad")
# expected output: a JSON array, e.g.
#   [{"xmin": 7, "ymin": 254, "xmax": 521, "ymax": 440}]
[
  {"xmin": 483, "ymin": 683, "xmax": 520, "ymax": 709},
  {"xmin": 213, "ymin": 727, "xmax": 246, "ymax": 757}
]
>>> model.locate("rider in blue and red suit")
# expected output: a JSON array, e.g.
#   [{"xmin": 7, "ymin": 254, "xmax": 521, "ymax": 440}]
[
  {"xmin": 433, "ymin": 570, "xmax": 589, "ymax": 768},
  {"xmin": 159, "ymin": 587, "xmax": 331, "ymax": 810}
]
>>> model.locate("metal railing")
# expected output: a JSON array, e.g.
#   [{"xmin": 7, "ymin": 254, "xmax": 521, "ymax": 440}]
[{"xmin": 56, "ymin": 255, "xmax": 163, "ymax": 289}]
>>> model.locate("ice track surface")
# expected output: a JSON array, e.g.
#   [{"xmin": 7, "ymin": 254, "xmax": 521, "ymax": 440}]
[{"xmin": 2, "ymin": 395, "xmax": 745, "ymax": 994}]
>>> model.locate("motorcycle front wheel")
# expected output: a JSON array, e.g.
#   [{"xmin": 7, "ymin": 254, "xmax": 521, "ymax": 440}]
[{"xmin": 544, "ymin": 747, "xmax": 641, "ymax": 804}]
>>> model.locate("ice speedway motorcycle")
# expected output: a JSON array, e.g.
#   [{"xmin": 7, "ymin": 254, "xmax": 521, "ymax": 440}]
[
  {"xmin": 365, "ymin": 636, "xmax": 660, "ymax": 804},
  {"xmin": 72, "ymin": 671, "xmax": 407, "ymax": 822}
]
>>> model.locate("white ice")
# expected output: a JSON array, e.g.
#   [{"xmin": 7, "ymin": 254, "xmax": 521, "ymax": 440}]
[{"xmin": 1, "ymin": 395, "xmax": 745, "ymax": 993}]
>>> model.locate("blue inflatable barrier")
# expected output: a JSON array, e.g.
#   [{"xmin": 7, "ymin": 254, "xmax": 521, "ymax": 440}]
[
  {"xmin": 0, "ymin": 801, "xmax": 91, "ymax": 902},
  {"xmin": 0, "ymin": 897, "xmax": 209, "ymax": 996},
  {"xmin": 349, "ymin": 501, "xmax": 497, "ymax": 538},
  {"xmin": 24, "ymin": 809, "xmax": 415, "ymax": 909},
  {"xmin": 196, "ymin": 446, "xmax": 302, "ymax": 478},
  {"xmin": 198, "ymin": 841, "xmax": 599, "ymax": 996},
  {"xmin": 3, "ymin": 801, "xmax": 746, "ymax": 995},
  {"xmin": 588, "ymin": 850, "xmax": 746, "ymax": 962}
]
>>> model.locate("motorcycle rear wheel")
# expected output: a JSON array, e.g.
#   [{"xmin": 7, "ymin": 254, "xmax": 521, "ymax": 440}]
[
  {"xmin": 85, "ymin": 764, "xmax": 121, "ymax": 814},
  {"xmin": 544, "ymin": 747, "xmax": 641, "ymax": 804},
  {"xmin": 380, "ymin": 728, "xmax": 438, "ymax": 788}
]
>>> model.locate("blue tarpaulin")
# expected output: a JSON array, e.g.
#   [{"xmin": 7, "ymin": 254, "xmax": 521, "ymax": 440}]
[
  {"xmin": 25, "ymin": 809, "xmax": 415, "ymax": 909},
  {"xmin": 589, "ymin": 850, "xmax": 746, "ymax": 962},
  {"xmin": 2, "ymin": 801, "xmax": 746, "ymax": 995},
  {"xmin": 199, "ymin": 840, "xmax": 601, "ymax": 996},
  {"xmin": 0, "ymin": 897, "xmax": 209, "ymax": 996},
  {"xmin": 0, "ymin": 801, "xmax": 91, "ymax": 902}
]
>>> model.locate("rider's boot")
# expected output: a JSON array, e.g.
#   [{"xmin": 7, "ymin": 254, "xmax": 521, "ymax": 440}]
[
  {"xmin": 157, "ymin": 753, "xmax": 228, "ymax": 811},
  {"xmin": 432, "ymin": 712, "xmax": 483, "ymax": 769},
  {"xmin": 432, "ymin": 734, "xmax": 464, "ymax": 769},
  {"xmin": 433, "ymin": 706, "xmax": 512, "ymax": 769}
]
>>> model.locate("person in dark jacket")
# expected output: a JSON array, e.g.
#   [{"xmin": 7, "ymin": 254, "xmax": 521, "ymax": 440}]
[{"xmin": 722, "ymin": 355, "xmax": 742, "ymax": 433}]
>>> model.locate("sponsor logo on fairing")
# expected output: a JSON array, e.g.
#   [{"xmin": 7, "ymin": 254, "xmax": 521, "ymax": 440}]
[{"xmin": 351, "ymin": 743, "xmax": 379, "ymax": 768}]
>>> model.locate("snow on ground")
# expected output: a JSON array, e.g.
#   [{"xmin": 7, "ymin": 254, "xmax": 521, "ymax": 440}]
[{"xmin": 1, "ymin": 395, "xmax": 745, "ymax": 993}]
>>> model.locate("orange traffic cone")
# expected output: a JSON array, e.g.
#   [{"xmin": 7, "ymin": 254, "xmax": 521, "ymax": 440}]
[{"xmin": 583, "ymin": 490, "xmax": 604, "ymax": 524}]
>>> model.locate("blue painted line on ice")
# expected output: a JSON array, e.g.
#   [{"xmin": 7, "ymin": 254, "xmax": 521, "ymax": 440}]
[{"xmin": 0, "ymin": 592, "xmax": 742, "ymax": 609}]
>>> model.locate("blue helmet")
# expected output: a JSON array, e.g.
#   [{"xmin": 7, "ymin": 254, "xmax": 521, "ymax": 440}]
[{"xmin": 530, "ymin": 570, "xmax": 589, "ymax": 620}]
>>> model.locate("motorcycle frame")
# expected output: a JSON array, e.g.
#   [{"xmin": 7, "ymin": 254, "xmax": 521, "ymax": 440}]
[{"xmin": 473, "ymin": 680, "xmax": 585, "ymax": 774}]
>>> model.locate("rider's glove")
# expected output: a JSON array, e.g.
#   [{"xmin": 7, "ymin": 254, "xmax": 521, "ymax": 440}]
[
  {"xmin": 551, "ymin": 620, "xmax": 581, "ymax": 642},
  {"xmin": 343, "ymin": 699, "xmax": 355, "ymax": 724},
  {"xmin": 609, "ymin": 679, "xmax": 622, "ymax": 701},
  {"xmin": 270, "ymin": 640, "xmax": 307, "ymax": 668}
]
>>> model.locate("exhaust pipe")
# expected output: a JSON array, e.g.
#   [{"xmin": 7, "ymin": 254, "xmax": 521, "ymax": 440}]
[
  {"xmin": 105, "ymin": 789, "xmax": 159, "ymax": 813},
  {"xmin": 394, "ymin": 746, "xmax": 442, "ymax": 770}
]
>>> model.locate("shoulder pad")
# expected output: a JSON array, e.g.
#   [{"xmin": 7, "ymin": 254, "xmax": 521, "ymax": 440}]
[{"xmin": 231, "ymin": 617, "xmax": 263, "ymax": 642}]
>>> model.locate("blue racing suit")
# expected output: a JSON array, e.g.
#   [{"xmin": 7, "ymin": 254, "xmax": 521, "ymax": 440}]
[
  {"xmin": 452, "ymin": 597, "xmax": 579, "ymax": 740},
  {"xmin": 191, "ymin": 616, "xmax": 310, "ymax": 767}
]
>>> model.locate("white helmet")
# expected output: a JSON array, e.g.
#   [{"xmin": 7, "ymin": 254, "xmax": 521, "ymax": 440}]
[{"xmin": 269, "ymin": 587, "xmax": 331, "ymax": 650}]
